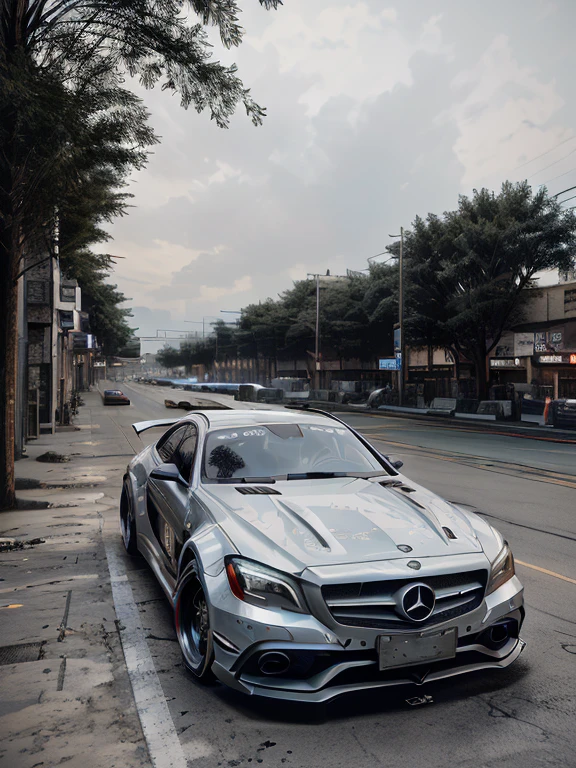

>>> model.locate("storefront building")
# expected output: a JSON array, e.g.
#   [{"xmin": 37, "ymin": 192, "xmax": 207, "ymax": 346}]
[{"xmin": 489, "ymin": 278, "xmax": 576, "ymax": 399}]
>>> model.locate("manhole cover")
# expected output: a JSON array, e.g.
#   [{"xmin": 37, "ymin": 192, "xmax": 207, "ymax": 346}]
[{"xmin": 0, "ymin": 641, "xmax": 45, "ymax": 666}]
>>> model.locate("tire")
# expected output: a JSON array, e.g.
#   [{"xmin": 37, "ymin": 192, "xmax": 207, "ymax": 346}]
[
  {"xmin": 120, "ymin": 480, "xmax": 139, "ymax": 556},
  {"xmin": 174, "ymin": 560, "xmax": 215, "ymax": 682}
]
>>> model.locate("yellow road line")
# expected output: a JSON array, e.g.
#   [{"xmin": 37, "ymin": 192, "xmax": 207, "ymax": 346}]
[{"xmin": 516, "ymin": 560, "xmax": 576, "ymax": 586}]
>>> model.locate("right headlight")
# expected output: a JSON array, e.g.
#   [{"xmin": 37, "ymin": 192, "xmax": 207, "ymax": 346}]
[
  {"xmin": 225, "ymin": 557, "xmax": 309, "ymax": 614},
  {"xmin": 486, "ymin": 542, "xmax": 515, "ymax": 595}
]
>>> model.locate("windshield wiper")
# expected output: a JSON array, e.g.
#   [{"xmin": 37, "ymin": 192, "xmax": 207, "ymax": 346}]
[
  {"xmin": 286, "ymin": 471, "xmax": 391, "ymax": 481},
  {"xmin": 286, "ymin": 471, "xmax": 348, "ymax": 480},
  {"xmin": 211, "ymin": 476, "xmax": 277, "ymax": 484}
]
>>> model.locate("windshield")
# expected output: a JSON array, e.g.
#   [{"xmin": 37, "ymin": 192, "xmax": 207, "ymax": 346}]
[{"xmin": 203, "ymin": 423, "xmax": 387, "ymax": 480}]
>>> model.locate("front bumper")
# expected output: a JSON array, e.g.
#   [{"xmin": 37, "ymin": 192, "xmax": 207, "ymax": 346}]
[{"xmin": 206, "ymin": 571, "xmax": 526, "ymax": 703}]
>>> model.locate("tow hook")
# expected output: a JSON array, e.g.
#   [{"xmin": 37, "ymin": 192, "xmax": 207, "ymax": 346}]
[{"xmin": 405, "ymin": 695, "xmax": 434, "ymax": 707}]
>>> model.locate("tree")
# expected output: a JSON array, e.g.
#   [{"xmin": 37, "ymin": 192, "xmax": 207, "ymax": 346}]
[
  {"xmin": 403, "ymin": 182, "xmax": 576, "ymax": 399},
  {"xmin": 156, "ymin": 345, "xmax": 184, "ymax": 371},
  {"xmin": 0, "ymin": 0, "xmax": 281, "ymax": 509}
]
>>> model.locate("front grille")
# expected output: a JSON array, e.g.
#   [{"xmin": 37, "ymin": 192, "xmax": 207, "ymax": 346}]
[{"xmin": 322, "ymin": 569, "xmax": 488, "ymax": 630}]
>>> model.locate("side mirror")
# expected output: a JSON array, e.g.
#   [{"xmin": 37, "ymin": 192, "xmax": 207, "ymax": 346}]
[
  {"xmin": 391, "ymin": 460, "xmax": 404, "ymax": 470},
  {"xmin": 150, "ymin": 463, "xmax": 188, "ymax": 488}
]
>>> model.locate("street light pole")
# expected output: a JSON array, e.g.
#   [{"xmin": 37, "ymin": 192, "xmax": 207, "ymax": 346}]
[
  {"xmin": 307, "ymin": 273, "xmax": 321, "ymax": 388},
  {"xmin": 399, "ymin": 226, "xmax": 404, "ymax": 406},
  {"xmin": 315, "ymin": 273, "xmax": 320, "ymax": 372},
  {"xmin": 388, "ymin": 227, "xmax": 404, "ymax": 406}
]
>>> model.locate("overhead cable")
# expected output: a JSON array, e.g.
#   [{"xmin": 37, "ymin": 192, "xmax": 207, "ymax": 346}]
[
  {"xmin": 512, "ymin": 134, "xmax": 576, "ymax": 172},
  {"xmin": 527, "ymin": 148, "xmax": 576, "ymax": 180}
]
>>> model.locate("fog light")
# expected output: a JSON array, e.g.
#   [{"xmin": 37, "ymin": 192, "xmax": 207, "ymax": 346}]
[{"xmin": 257, "ymin": 651, "xmax": 291, "ymax": 676}]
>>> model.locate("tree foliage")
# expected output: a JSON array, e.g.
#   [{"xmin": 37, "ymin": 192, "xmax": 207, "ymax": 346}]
[
  {"xmin": 403, "ymin": 182, "xmax": 576, "ymax": 397},
  {"xmin": 155, "ymin": 183, "xmax": 576, "ymax": 397},
  {"xmin": 0, "ymin": 0, "xmax": 281, "ymax": 509},
  {"xmin": 156, "ymin": 273, "xmax": 398, "ymax": 375}
]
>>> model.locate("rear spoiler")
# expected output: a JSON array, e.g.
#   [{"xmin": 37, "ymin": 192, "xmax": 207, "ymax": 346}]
[{"xmin": 132, "ymin": 418, "xmax": 180, "ymax": 436}]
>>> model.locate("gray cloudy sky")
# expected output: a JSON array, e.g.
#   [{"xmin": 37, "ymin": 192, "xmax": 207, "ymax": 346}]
[{"xmin": 107, "ymin": 0, "xmax": 576, "ymax": 352}]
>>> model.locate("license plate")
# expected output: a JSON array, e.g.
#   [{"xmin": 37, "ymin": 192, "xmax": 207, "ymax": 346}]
[{"xmin": 378, "ymin": 628, "xmax": 457, "ymax": 670}]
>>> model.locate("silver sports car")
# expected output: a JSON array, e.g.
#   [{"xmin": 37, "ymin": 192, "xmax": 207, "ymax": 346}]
[{"xmin": 121, "ymin": 408, "xmax": 525, "ymax": 702}]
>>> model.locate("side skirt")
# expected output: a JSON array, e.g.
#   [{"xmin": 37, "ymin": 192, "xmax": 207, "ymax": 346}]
[{"xmin": 138, "ymin": 533, "xmax": 177, "ymax": 602}]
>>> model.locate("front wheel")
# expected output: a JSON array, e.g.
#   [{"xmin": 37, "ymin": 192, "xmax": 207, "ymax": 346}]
[
  {"xmin": 174, "ymin": 561, "xmax": 215, "ymax": 682},
  {"xmin": 120, "ymin": 480, "xmax": 139, "ymax": 555}
]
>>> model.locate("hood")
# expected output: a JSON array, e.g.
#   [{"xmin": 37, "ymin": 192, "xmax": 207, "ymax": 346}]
[{"xmin": 202, "ymin": 476, "xmax": 483, "ymax": 574}]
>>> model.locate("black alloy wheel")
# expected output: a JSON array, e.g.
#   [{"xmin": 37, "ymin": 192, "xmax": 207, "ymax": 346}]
[
  {"xmin": 174, "ymin": 560, "xmax": 215, "ymax": 682},
  {"xmin": 120, "ymin": 480, "xmax": 139, "ymax": 555}
]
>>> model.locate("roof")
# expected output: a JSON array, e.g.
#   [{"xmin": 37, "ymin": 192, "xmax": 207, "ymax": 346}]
[{"xmin": 196, "ymin": 408, "xmax": 337, "ymax": 430}]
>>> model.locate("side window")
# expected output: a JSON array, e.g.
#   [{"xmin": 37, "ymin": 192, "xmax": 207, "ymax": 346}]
[
  {"xmin": 157, "ymin": 426, "xmax": 187, "ymax": 464},
  {"xmin": 174, "ymin": 426, "xmax": 198, "ymax": 484}
]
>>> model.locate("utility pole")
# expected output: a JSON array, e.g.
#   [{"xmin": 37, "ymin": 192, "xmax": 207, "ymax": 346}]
[
  {"xmin": 388, "ymin": 228, "xmax": 405, "ymax": 406},
  {"xmin": 315, "ymin": 273, "xmax": 320, "ymax": 375},
  {"xmin": 307, "ymin": 273, "xmax": 321, "ymax": 389},
  {"xmin": 399, "ymin": 226, "xmax": 404, "ymax": 407}
]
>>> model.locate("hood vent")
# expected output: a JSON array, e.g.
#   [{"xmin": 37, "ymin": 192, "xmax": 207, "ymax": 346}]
[
  {"xmin": 236, "ymin": 486, "xmax": 281, "ymax": 496},
  {"xmin": 443, "ymin": 526, "xmax": 457, "ymax": 540},
  {"xmin": 379, "ymin": 480, "xmax": 416, "ymax": 493}
]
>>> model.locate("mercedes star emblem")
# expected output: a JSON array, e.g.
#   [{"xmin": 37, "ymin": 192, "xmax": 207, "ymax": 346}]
[{"xmin": 396, "ymin": 583, "xmax": 436, "ymax": 622}]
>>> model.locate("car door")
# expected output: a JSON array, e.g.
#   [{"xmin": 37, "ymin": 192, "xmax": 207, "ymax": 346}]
[{"xmin": 147, "ymin": 423, "xmax": 198, "ymax": 574}]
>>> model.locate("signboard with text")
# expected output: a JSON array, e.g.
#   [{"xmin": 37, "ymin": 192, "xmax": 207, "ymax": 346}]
[
  {"xmin": 490, "ymin": 358, "xmax": 524, "ymax": 369},
  {"xmin": 379, "ymin": 357, "xmax": 401, "ymax": 371}
]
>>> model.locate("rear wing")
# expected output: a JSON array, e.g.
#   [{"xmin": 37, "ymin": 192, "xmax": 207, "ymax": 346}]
[{"xmin": 132, "ymin": 418, "xmax": 181, "ymax": 436}]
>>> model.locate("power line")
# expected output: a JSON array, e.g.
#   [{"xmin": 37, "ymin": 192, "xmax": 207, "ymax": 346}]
[
  {"xmin": 527, "ymin": 147, "xmax": 576, "ymax": 180},
  {"xmin": 553, "ymin": 185, "xmax": 576, "ymax": 198},
  {"xmin": 512, "ymin": 134, "xmax": 576, "ymax": 172},
  {"xmin": 538, "ymin": 167, "xmax": 576, "ymax": 187},
  {"xmin": 559, "ymin": 194, "xmax": 576, "ymax": 205}
]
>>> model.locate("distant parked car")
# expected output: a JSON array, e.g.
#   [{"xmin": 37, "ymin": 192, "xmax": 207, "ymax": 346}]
[
  {"xmin": 550, "ymin": 399, "xmax": 576, "ymax": 429},
  {"xmin": 103, "ymin": 389, "xmax": 130, "ymax": 406}
]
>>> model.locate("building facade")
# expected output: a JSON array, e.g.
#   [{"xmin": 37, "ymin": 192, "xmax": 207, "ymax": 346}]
[
  {"xmin": 489, "ymin": 278, "xmax": 576, "ymax": 399},
  {"xmin": 16, "ymin": 253, "xmax": 95, "ymax": 452}
]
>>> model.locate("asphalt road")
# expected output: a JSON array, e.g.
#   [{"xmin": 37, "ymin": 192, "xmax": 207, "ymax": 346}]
[{"xmin": 100, "ymin": 381, "xmax": 576, "ymax": 768}]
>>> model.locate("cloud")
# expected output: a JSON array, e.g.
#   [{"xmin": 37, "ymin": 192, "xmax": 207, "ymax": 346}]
[
  {"xmin": 247, "ymin": 3, "xmax": 450, "ymax": 118},
  {"xmin": 197, "ymin": 275, "xmax": 253, "ymax": 302},
  {"xmin": 442, "ymin": 34, "xmax": 569, "ymax": 186},
  {"xmin": 104, "ymin": 0, "xmax": 576, "ymax": 354}
]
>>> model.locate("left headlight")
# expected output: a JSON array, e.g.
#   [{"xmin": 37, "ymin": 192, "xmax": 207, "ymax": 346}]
[
  {"xmin": 225, "ymin": 557, "xmax": 309, "ymax": 614},
  {"xmin": 486, "ymin": 543, "xmax": 515, "ymax": 595}
]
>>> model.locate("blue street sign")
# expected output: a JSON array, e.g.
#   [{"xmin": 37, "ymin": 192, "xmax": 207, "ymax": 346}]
[
  {"xmin": 393, "ymin": 328, "xmax": 401, "ymax": 353},
  {"xmin": 379, "ymin": 357, "xmax": 401, "ymax": 371}
]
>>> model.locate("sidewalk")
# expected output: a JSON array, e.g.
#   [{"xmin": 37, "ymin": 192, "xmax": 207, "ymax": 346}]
[{"xmin": 0, "ymin": 395, "xmax": 151, "ymax": 768}]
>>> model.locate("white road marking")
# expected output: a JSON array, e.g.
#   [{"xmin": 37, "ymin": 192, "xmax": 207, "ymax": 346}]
[{"xmin": 104, "ymin": 531, "xmax": 198, "ymax": 768}]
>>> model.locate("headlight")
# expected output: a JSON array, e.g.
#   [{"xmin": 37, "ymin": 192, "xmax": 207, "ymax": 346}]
[
  {"xmin": 225, "ymin": 558, "xmax": 309, "ymax": 613},
  {"xmin": 486, "ymin": 543, "xmax": 515, "ymax": 595}
]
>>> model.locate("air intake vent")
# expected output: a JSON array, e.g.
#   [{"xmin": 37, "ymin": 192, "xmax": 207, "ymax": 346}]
[
  {"xmin": 443, "ymin": 526, "xmax": 457, "ymax": 540},
  {"xmin": 236, "ymin": 486, "xmax": 281, "ymax": 495}
]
